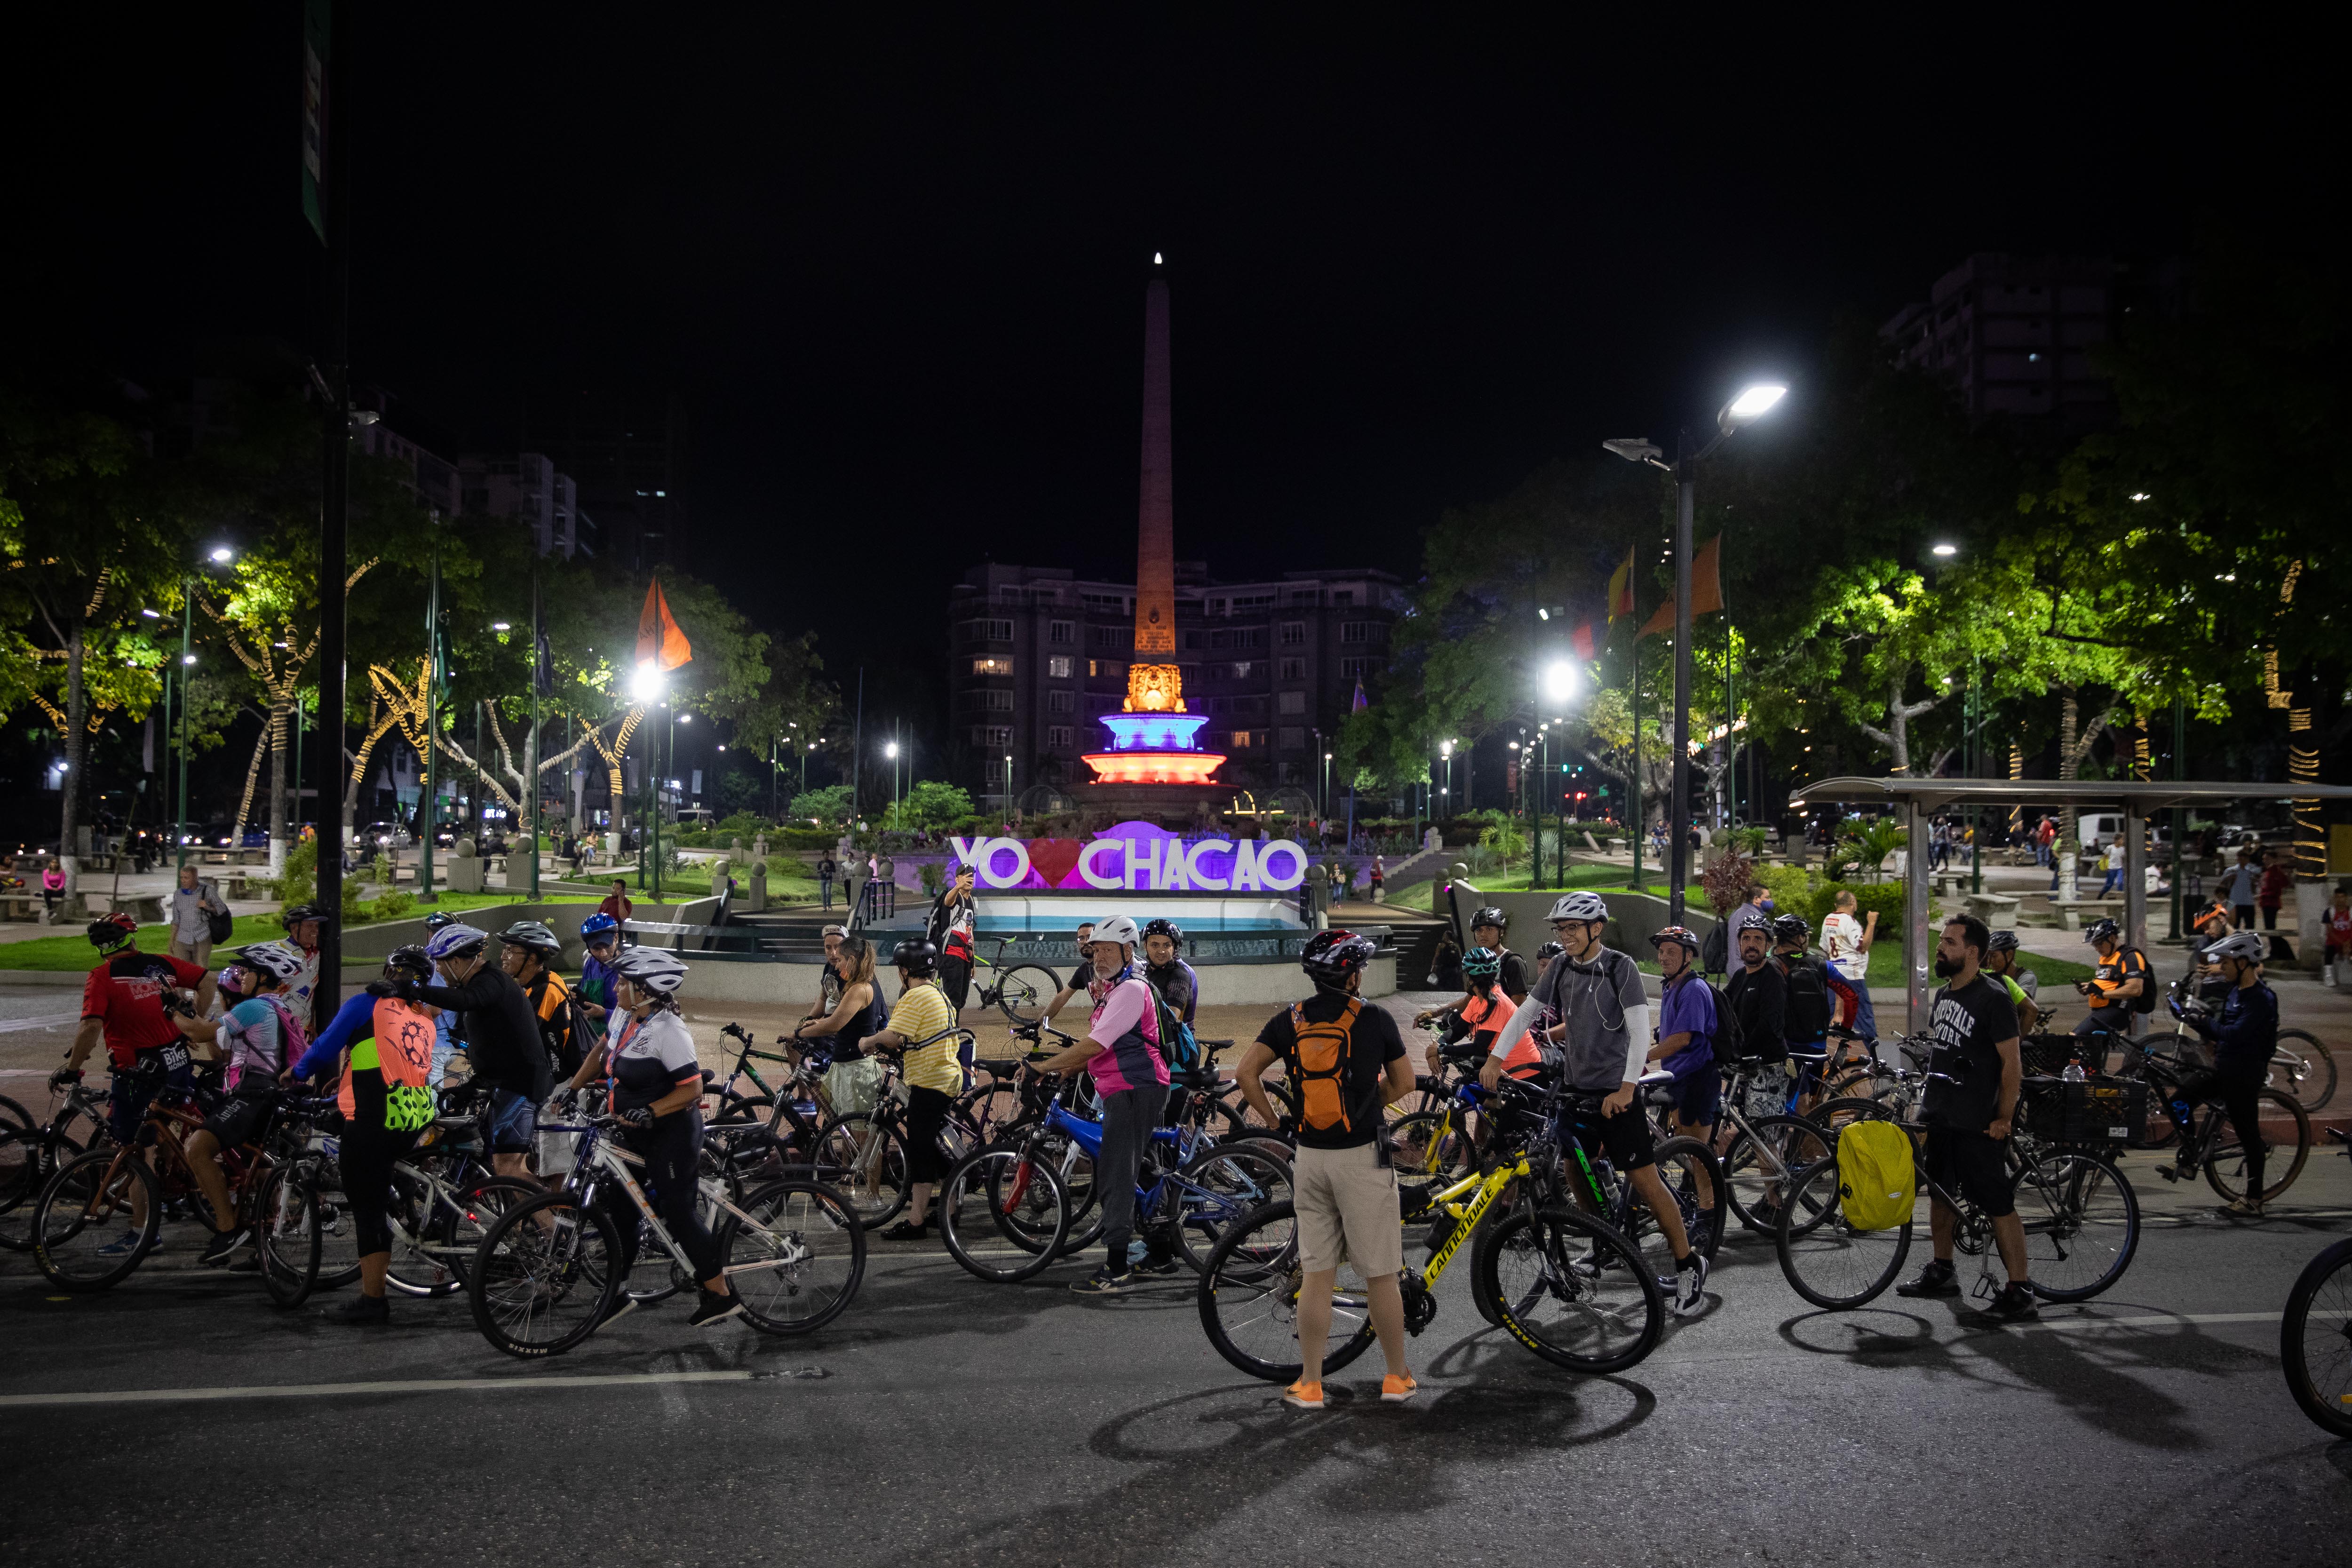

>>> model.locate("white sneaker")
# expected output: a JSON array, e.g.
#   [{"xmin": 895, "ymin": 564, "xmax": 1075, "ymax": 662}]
[{"xmin": 1672, "ymin": 1254, "xmax": 1710, "ymax": 1317}]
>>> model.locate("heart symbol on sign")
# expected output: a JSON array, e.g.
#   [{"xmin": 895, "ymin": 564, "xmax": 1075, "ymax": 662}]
[{"xmin": 1025, "ymin": 839, "xmax": 1083, "ymax": 888}]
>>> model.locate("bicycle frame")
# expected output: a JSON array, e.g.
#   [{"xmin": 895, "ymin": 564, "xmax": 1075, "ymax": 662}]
[
  {"xmin": 1401, "ymin": 1153, "xmax": 1532, "ymax": 1289},
  {"xmin": 550, "ymin": 1120, "xmax": 811, "ymax": 1283}
]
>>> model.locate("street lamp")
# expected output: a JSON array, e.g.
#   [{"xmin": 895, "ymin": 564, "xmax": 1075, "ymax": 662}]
[
  {"xmin": 1931, "ymin": 542, "xmax": 1958, "ymax": 557},
  {"xmin": 1605, "ymin": 380, "xmax": 1787, "ymax": 924},
  {"xmin": 1543, "ymin": 661, "xmax": 1577, "ymax": 705},
  {"xmin": 1439, "ymin": 738, "xmax": 1454, "ymax": 812},
  {"xmin": 885, "ymin": 737, "xmax": 900, "ymax": 829}
]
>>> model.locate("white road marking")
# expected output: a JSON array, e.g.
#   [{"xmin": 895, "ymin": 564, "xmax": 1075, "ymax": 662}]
[
  {"xmin": 0, "ymin": 1013, "xmax": 78, "ymax": 1035},
  {"xmin": 0, "ymin": 1369, "xmax": 756, "ymax": 1409},
  {"xmin": 2016, "ymin": 1310, "xmax": 2281, "ymax": 1333}
]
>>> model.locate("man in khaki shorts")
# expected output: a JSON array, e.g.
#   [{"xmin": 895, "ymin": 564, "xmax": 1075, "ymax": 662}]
[{"xmin": 1236, "ymin": 929, "xmax": 1418, "ymax": 1409}]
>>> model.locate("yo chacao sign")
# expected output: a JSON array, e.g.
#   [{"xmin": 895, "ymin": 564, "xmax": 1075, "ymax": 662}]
[{"xmin": 947, "ymin": 820, "xmax": 1309, "ymax": 891}]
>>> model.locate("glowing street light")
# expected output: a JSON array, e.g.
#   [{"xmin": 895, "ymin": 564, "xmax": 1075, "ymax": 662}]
[
  {"xmin": 208, "ymin": 546, "xmax": 235, "ymax": 563},
  {"xmin": 629, "ymin": 661, "xmax": 664, "ymax": 704},
  {"xmin": 1718, "ymin": 382, "xmax": 1788, "ymax": 432},
  {"xmin": 1543, "ymin": 660, "xmax": 1577, "ymax": 704},
  {"xmin": 1931, "ymin": 542, "xmax": 1958, "ymax": 557}
]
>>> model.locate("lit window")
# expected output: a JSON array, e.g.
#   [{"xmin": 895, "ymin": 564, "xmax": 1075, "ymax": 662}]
[
  {"xmin": 1048, "ymin": 655, "xmax": 1073, "ymax": 679},
  {"xmin": 970, "ymin": 657, "xmax": 1014, "ymax": 677}
]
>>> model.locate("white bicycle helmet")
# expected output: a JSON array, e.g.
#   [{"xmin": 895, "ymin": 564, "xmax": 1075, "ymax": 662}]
[
  {"xmin": 612, "ymin": 946, "xmax": 690, "ymax": 995},
  {"xmin": 2203, "ymin": 931, "xmax": 2265, "ymax": 966},
  {"xmin": 1091, "ymin": 915, "xmax": 1142, "ymax": 952},
  {"xmin": 235, "ymin": 939, "xmax": 308, "ymax": 984},
  {"xmin": 1548, "ymin": 891, "xmax": 1609, "ymax": 923}
]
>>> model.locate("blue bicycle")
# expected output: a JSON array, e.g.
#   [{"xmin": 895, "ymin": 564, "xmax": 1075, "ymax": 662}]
[{"xmin": 937, "ymin": 1064, "xmax": 1292, "ymax": 1284}]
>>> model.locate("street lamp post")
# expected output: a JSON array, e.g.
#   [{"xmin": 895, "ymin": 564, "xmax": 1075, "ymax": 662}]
[{"xmin": 1605, "ymin": 382, "xmax": 1786, "ymax": 925}]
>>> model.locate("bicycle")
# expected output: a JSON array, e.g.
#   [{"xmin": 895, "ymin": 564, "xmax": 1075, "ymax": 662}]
[
  {"xmin": 1686, "ymin": 1051, "xmax": 1839, "ymax": 1234},
  {"xmin": 0, "ymin": 1071, "xmax": 117, "ymax": 1250},
  {"xmin": 1198, "ymin": 1071, "xmax": 1664, "ymax": 1381},
  {"xmin": 808, "ymin": 1028, "xmax": 990, "ymax": 1226},
  {"xmin": 2280, "ymin": 1129, "xmax": 2352, "ymax": 1439},
  {"xmin": 968, "ymin": 936, "xmax": 1066, "ymax": 1026},
  {"xmin": 2108, "ymin": 1031, "xmax": 2311, "ymax": 1203},
  {"xmin": 2072, "ymin": 976, "xmax": 2334, "ymax": 1114},
  {"xmin": 1774, "ymin": 1088, "xmax": 2141, "ymax": 1311},
  {"xmin": 466, "ymin": 1108, "xmax": 865, "ymax": 1358}
]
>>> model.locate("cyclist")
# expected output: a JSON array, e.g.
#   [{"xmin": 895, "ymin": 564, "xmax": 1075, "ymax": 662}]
[
  {"xmin": 1467, "ymin": 907, "xmax": 1530, "ymax": 1003},
  {"xmin": 565, "ymin": 947, "xmax": 743, "ymax": 1328},
  {"xmin": 1646, "ymin": 925, "xmax": 1719, "ymax": 1219},
  {"xmin": 1534, "ymin": 940, "xmax": 1565, "ymax": 983},
  {"xmin": 576, "ymin": 912, "xmax": 624, "ymax": 1026},
  {"xmin": 1771, "ymin": 914, "xmax": 1854, "ymax": 1073},
  {"xmin": 1984, "ymin": 931, "xmax": 2041, "ymax": 1033},
  {"xmin": 926, "ymin": 860, "xmax": 979, "ymax": 1017},
  {"xmin": 1039, "ymin": 921, "xmax": 1096, "ymax": 1027},
  {"xmin": 1142, "ymin": 918, "xmax": 1199, "ymax": 1027},
  {"xmin": 1724, "ymin": 911, "xmax": 1786, "ymax": 1066},
  {"xmin": 185, "ymin": 941, "xmax": 309, "ymax": 1266},
  {"xmin": 794, "ymin": 933, "xmax": 882, "ymax": 1058},
  {"xmin": 386, "ymin": 923, "xmax": 552, "ymax": 1184},
  {"xmin": 1233, "ymin": 930, "xmax": 1417, "ymax": 1407},
  {"xmin": 294, "ymin": 935, "xmax": 444, "ymax": 1323},
  {"xmin": 2072, "ymin": 916, "xmax": 2150, "ymax": 1063},
  {"xmin": 1486, "ymin": 891, "xmax": 1707, "ymax": 1316},
  {"xmin": 277, "ymin": 901, "xmax": 332, "ymax": 1030},
  {"xmin": 2162, "ymin": 929, "xmax": 2277, "ymax": 1217},
  {"xmin": 2187, "ymin": 899, "xmax": 2236, "ymax": 1005},
  {"xmin": 56, "ymin": 914, "xmax": 215, "ymax": 1258},
  {"xmin": 1895, "ymin": 913, "xmax": 2036, "ymax": 1321},
  {"xmin": 1028, "ymin": 915, "xmax": 1171, "ymax": 1294},
  {"xmin": 497, "ymin": 920, "xmax": 576, "ymax": 1076},
  {"xmin": 854, "ymin": 939, "xmax": 962, "ymax": 1242},
  {"xmin": 1416, "ymin": 947, "xmax": 1526, "ymax": 1080}
]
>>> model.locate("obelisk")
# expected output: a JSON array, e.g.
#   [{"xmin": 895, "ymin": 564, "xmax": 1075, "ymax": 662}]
[{"xmin": 1126, "ymin": 256, "xmax": 1180, "ymax": 713}]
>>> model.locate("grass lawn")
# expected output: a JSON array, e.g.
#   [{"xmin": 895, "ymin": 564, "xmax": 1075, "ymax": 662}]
[{"xmin": 0, "ymin": 891, "xmax": 609, "ymax": 973}]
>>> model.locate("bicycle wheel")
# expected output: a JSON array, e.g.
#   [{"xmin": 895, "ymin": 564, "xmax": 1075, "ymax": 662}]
[
  {"xmin": 812, "ymin": 1112, "xmax": 910, "ymax": 1227},
  {"xmin": 938, "ymin": 1147, "xmax": 1067, "ymax": 1282},
  {"xmin": 1809, "ymin": 1096, "xmax": 1899, "ymax": 1136},
  {"xmin": 33, "ymin": 1147, "xmax": 161, "ymax": 1292},
  {"xmin": 413, "ymin": 1174, "xmax": 544, "ymax": 1297},
  {"xmin": 1196, "ymin": 1200, "xmax": 1378, "ymax": 1383},
  {"xmin": 467, "ymin": 1188, "xmax": 622, "ymax": 1359},
  {"xmin": 709, "ymin": 1091, "xmax": 776, "ymax": 1127},
  {"xmin": 1632, "ymin": 1136, "xmax": 1726, "ymax": 1267},
  {"xmin": 955, "ymin": 1077, "xmax": 1025, "ymax": 1148},
  {"xmin": 1774, "ymin": 1158, "xmax": 1911, "ymax": 1311},
  {"xmin": 2281, "ymin": 1236, "xmax": 2352, "ymax": 1440},
  {"xmin": 720, "ymin": 1179, "xmax": 866, "ymax": 1333},
  {"xmin": 2018, "ymin": 1152, "xmax": 2138, "ymax": 1302},
  {"xmin": 1388, "ymin": 1109, "xmax": 1471, "ymax": 1215},
  {"xmin": 2204, "ymin": 1089, "xmax": 2310, "ymax": 1203},
  {"xmin": 992, "ymin": 965, "xmax": 1065, "ymax": 1026},
  {"xmin": 2269, "ymin": 1030, "xmax": 2335, "ymax": 1113},
  {"xmin": 0, "ymin": 1094, "xmax": 29, "ymax": 1133},
  {"xmin": 1719, "ymin": 1114, "xmax": 1832, "ymax": 1233},
  {"xmin": 310, "ymin": 1153, "xmax": 361, "ymax": 1291},
  {"xmin": 1473, "ymin": 1204, "xmax": 1664, "ymax": 1375},
  {"xmin": 0, "ymin": 1126, "xmax": 36, "ymax": 1251},
  {"xmin": 254, "ymin": 1162, "xmax": 321, "ymax": 1308},
  {"xmin": 1171, "ymin": 1138, "xmax": 1293, "ymax": 1273}
]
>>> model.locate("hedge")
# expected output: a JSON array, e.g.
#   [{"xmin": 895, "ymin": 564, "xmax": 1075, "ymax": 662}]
[{"xmin": 1752, "ymin": 866, "xmax": 1909, "ymax": 956}]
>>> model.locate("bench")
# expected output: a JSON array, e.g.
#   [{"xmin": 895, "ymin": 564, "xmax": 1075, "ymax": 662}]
[
  {"xmin": 1964, "ymin": 892, "xmax": 2022, "ymax": 927},
  {"xmin": 0, "ymin": 892, "xmax": 41, "ymax": 923},
  {"xmin": 2048, "ymin": 898, "xmax": 2124, "ymax": 932},
  {"xmin": 110, "ymin": 893, "xmax": 167, "ymax": 924}
]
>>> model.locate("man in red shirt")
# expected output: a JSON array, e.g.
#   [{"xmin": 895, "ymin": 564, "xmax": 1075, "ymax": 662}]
[
  {"xmin": 597, "ymin": 878, "xmax": 635, "ymax": 929},
  {"xmin": 55, "ymin": 914, "xmax": 216, "ymax": 1254}
]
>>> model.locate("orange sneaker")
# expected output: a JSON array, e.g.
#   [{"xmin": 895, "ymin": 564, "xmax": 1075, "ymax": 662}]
[
  {"xmin": 1380, "ymin": 1373, "xmax": 1419, "ymax": 1404},
  {"xmin": 1281, "ymin": 1380, "xmax": 1325, "ymax": 1409}
]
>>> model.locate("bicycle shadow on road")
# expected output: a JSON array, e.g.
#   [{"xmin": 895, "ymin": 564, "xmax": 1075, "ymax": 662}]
[{"xmin": 1775, "ymin": 1301, "xmax": 2269, "ymax": 1451}]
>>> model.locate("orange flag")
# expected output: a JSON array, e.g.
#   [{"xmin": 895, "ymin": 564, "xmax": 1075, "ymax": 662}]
[
  {"xmin": 1569, "ymin": 621, "xmax": 1599, "ymax": 661},
  {"xmin": 636, "ymin": 577, "xmax": 693, "ymax": 671},
  {"xmin": 1636, "ymin": 534, "xmax": 1724, "ymax": 638}
]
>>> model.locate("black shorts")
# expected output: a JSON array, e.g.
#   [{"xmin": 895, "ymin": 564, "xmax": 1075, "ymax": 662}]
[
  {"xmin": 903, "ymin": 1084, "xmax": 954, "ymax": 1184},
  {"xmin": 1921, "ymin": 1127, "xmax": 2015, "ymax": 1219},
  {"xmin": 1563, "ymin": 1099, "xmax": 1655, "ymax": 1173},
  {"xmin": 201, "ymin": 1090, "xmax": 278, "ymax": 1150}
]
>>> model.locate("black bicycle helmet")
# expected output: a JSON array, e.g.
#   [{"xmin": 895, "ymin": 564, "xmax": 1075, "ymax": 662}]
[
  {"xmin": 1771, "ymin": 912, "xmax": 1811, "ymax": 946},
  {"xmin": 279, "ymin": 901, "xmax": 335, "ymax": 931},
  {"xmin": 1142, "ymin": 916, "xmax": 1185, "ymax": 944},
  {"xmin": 892, "ymin": 939, "xmax": 940, "ymax": 976},
  {"xmin": 1535, "ymin": 941, "xmax": 1565, "ymax": 963},
  {"xmin": 1301, "ymin": 929, "xmax": 1378, "ymax": 992},
  {"xmin": 499, "ymin": 919, "xmax": 562, "ymax": 956},
  {"xmin": 423, "ymin": 910, "xmax": 461, "ymax": 932},
  {"xmin": 1470, "ymin": 906, "xmax": 1507, "ymax": 932},
  {"xmin": 1987, "ymin": 929, "xmax": 2021, "ymax": 955},
  {"xmin": 1649, "ymin": 924, "xmax": 1702, "ymax": 955},
  {"xmin": 2082, "ymin": 917, "xmax": 2122, "ymax": 946},
  {"xmin": 383, "ymin": 944, "xmax": 434, "ymax": 982},
  {"xmin": 87, "ymin": 911, "xmax": 140, "ymax": 949}
]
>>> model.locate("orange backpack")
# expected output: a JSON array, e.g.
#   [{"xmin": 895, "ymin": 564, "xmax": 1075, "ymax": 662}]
[{"xmin": 1286, "ymin": 997, "xmax": 1364, "ymax": 1135}]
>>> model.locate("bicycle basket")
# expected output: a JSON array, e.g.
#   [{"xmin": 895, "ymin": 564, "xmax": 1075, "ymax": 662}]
[{"xmin": 2020, "ymin": 1075, "xmax": 2147, "ymax": 1146}]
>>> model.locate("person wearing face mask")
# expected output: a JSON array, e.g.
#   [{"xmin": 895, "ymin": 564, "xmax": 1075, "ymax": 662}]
[
  {"xmin": 1028, "ymin": 915, "xmax": 1171, "ymax": 1295},
  {"xmin": 2161, "ymin": 930, "xmax": 2278, "ymax": 1217},
  {"xmin": 1485, "ymin": 891, "xmax": 1707, "ymax": 1318}
]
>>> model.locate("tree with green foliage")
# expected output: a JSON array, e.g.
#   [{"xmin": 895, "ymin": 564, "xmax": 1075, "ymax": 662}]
[{"xmin": 789, "ymin": 783, "xmax": 855, "ymax": 826}]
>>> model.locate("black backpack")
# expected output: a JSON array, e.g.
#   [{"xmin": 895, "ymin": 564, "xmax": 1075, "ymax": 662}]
[
  {"xmin": 1778, "ymin": 953, "xmax": 1834, "ymax": 1042},
  {"xmin": 1700, "ymin": 922, "xmax": 1728, "ymax": 976},
  {"xmin": 2122, "ymin": 947, "xmax": 2158, "ymax": 1015},
  {"xmin": 1697, "ymin": 976, "xmax": 1743, "ymax": 1061}
]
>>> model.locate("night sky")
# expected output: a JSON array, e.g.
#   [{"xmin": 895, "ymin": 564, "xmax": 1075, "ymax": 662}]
[{"xmin": 1, "ymin": 10, "xmax": 2321, "ymax": 725}]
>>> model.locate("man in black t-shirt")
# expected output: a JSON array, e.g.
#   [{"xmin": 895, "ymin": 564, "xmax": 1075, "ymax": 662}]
[
  {"xmin": 1897, "ymin": 913, "xmax": 2035, "ymax": 1320},
  {"xmin": 1467, "ymin": 908, "xmax": 1530, "ymax": 1004},
  {"xmin": 1234, "ymin": 931, "xmax": 1417, "ymax": 1409},
  {"xmin": 1723, "ymin": 912, "xmax": 1786, "ymax": 1062},
  {"xmin": 1040, "ymin": 922, "xmax": 1096, "ymax": 1029}
]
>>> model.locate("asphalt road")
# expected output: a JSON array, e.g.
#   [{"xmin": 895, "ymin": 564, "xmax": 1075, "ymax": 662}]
[{"xmin": 4, "ymin": 1122, "xmax": 2347, "ymax": 1568}]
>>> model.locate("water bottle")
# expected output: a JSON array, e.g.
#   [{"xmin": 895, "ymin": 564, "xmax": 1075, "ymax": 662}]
[{"xmin": 2062, "ymin": 1059, "xmax": 2086, "ymax": 1083}]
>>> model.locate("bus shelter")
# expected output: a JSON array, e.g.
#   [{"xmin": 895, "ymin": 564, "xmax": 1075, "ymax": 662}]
[{"xmin": 1788, "ymin": 778, "xmax": 2352, "ymax": 1033}]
